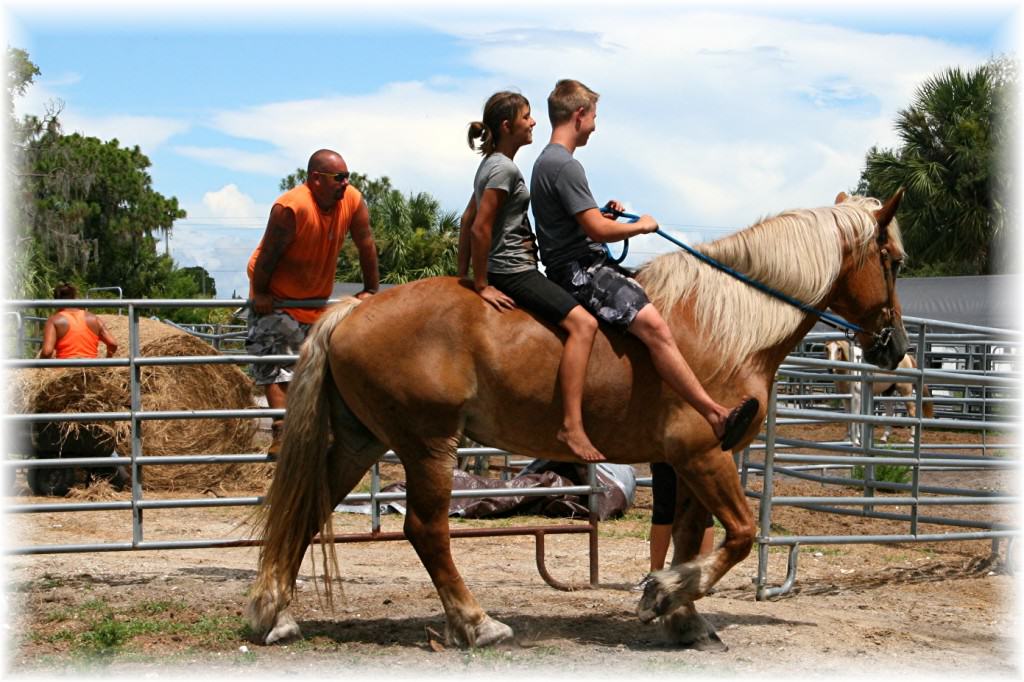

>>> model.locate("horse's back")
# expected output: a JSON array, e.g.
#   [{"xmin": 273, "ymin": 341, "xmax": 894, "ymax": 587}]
[{"xmin": 321, "ymin": 277, "xmax": 675, "ymax": 461}]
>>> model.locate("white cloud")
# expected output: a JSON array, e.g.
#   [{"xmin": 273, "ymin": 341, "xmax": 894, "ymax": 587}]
[
  {"xmin": 171, "ymin": 185, "xmax": 268, "ymax": 298},
  {"xmin": 13, "ymin": 71, "xmax": 188, "ymax": 152},
  {"xmin": 174, "ymin": 146, "xmax": 292, "ymax": 177},
  {"xmin": 59, "ymin": 112, "xmax": 189, "ymax": 152},
  {"xmin": 200, "ymin": 184, "xmax": 264, "ymax": 220},
  {"xmin": 198, "ymin": 81, "xmax": 486, "ymax": 211},
  {"xmin": 165, "ymin": 8, "xmax": 991, "ymax": 251}
]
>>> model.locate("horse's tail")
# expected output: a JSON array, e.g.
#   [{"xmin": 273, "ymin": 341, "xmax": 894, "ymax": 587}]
[{"xmin": 248, "ymin": 299, "xmax": 362, "ymax": 631}]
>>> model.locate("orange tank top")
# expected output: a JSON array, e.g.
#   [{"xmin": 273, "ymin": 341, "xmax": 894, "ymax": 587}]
[
  {"xmin": 247, "ymin": 184, "xmax": 364, "ymax": 324},
  {"xmin": 55, "ymin": 309, "xmax": 100, "ymax": 359}
]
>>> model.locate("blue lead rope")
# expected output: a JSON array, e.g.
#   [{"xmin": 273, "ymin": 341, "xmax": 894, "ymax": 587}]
[{"xmin": 601, "ymin": 206, "xmax": 866, "ymax": 336}]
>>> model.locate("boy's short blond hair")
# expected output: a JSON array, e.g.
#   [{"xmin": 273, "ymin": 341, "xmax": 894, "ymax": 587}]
[{"xmin": 547, "ymin": 79, "xmax": 600, "ymax": 125}]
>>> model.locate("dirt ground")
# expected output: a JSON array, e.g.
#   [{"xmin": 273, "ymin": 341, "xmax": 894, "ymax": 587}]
[{"xmin": 4, "ymin": 424, "xmax": 1021, "ymax": 679}]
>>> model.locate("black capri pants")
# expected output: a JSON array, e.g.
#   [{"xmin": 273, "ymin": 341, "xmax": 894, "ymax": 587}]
[{"xmin": 651, "ymin": 462, "xmax": 714, "ymax": 528}]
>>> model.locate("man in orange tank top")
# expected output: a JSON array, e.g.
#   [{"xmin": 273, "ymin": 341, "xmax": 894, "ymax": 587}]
[
  {"xmin": 246, "ymin": 148, "xmax": 379, "ymax": 455},
  {"xmin": 39, "ymin": 283, "xmax": 119, "ymax": 359}
]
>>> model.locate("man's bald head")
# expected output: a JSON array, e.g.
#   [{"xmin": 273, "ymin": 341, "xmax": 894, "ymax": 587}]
[{"xmin": 307, "ymin": 149, "xmax": 344, "ymax": 174}]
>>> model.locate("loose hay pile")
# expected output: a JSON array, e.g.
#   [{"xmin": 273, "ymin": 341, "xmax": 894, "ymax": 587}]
[{"xmin": 14, "ymin": 315, "xmax": 270, "ymax": 493}]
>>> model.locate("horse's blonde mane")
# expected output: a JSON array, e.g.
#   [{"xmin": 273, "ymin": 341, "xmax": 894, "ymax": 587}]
[{"xmin": 637, "ymin": 195, "xmax": 903, "ymax": 380}]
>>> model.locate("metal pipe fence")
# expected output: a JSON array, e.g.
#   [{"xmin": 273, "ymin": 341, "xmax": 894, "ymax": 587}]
[
  {"xmin": 751, "ymin": 318, "xmax": 1019, "ymax": 599},
  {"xmin": 3, "ymin": 297, "xmax": 605, "ymax": 589},
  {"xmin": 4, "ymin": 300, "xmax": 1019, "ymax": 598}
]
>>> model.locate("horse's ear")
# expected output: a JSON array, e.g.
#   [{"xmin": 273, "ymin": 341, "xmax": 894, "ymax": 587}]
[
  {"xmin": 834, "ymin": 192, "xmax": 849, "ymax": 205},
  {"xmin": 874, "ymin": 187, "xmax": 905, "ymax": 242}
]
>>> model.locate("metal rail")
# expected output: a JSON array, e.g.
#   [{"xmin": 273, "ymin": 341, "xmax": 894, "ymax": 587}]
[
  {"xmin": 3, "ymin": 298, "xmax": 604, "ymax": 591},
  {"xmin": 752, "ymin": 318, "xmax": 1019, "ymax": 599},
  {"xmin": 4, "ymin": 300, "xmax": 1019, "ymax": 598}
]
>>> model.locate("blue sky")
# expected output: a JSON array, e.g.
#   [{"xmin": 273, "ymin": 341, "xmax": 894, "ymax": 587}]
[{"xmin": 5, "ymin": 0, "xmax": 1020, "ymax": 299}]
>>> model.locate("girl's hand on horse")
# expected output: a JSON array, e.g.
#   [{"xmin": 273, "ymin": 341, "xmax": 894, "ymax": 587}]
[{"xmin": 477, "ymin": 285, "xmax": 517, "ymax": 312}]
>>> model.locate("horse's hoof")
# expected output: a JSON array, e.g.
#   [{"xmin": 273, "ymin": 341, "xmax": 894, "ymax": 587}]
[
  {"xmin": 264, "ymin": 611, "xmax": 302, "ymax": 645},
  {"xmin": 637, "ymin": 566, "xmax": 700, "ymax": 622},
  {"xmin": 474, "ymin": 615, "xmax": 514, "ymax": 647},
  {"xmin": 662, "ymin": 610, "xmax": 729, "ymax": 652}
]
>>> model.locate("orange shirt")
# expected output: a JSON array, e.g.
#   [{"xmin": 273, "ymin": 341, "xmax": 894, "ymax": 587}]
[
  {"xmin": 55, "ymin": 309, "xmax": 100, "ymax": 359},
  {"xmin": 247, "ymin": 184, "xmax": 364, "ymax": 324}
]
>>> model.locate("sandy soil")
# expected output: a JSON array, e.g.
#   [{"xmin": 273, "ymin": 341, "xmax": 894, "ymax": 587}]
[{"xmin": 4, "ymin": 425, "xmax": 1020, "ymax": 679}]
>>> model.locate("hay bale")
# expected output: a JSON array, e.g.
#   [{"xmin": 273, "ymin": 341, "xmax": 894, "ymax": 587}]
[{"xmin": 13, "ymin": 315, "xmax": 266, "ymax": 493}]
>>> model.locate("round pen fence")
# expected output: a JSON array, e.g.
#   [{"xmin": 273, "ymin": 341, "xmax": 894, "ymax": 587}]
[
  {"xmin": 3, "ymin": 299, "xmax": 1019, "ymax": 599},
  {"xmin": 3, "ymin": 298, "xmax": 602, "ymax": 592},
  {"xmin": 749, "ymin": 316, "xmax": 1019, "ymax": 599}
]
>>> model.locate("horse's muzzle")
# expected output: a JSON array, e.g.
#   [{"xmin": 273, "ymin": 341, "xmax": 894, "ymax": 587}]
[{"xmin": 863, "ymin": 324, "xmax": 909, "ymax": 370}]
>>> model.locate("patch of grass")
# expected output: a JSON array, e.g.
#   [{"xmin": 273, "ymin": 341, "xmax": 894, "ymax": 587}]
[
  {"xmin": 79, "ymin": 599, "xmax": 109, "ymax": 614},
  {"xmin": 79, "ymin": 613, "xmax": 128, "ymax": 652},
  {"xmin": 42, "ymin": 607, "xmax": 75, "ymax": 624},
  {"xmin": 135, "ymin": 599, "xmax": 186, "ymax": 615},
  {"xmin": 883, "ymin": 553, "xmax": 913, "ymax": 563},
  {"xmin": 38, "ymin": 575, "xmax": 65, "ymax": 590},
  {"xmin": 851, "ymin": 463, "xmax": 912, "ymax": 488},
  {"xmin": 32, "ymin": 596, "xmax": 248, "ymax": 657},
  {"xmin": 29, "ymin": 629, "xmax": 77, "ymax": 644},
  {"xmin": 801, "ymin": 545, "xmax": 842, "ymax": 556},
  {"xmin": 599, "ymin": 523, "xmax": 649, "ymax": 540},
  {"xmin": 461, "ymin": 646, "xmax": 518, "ymax": 667},
  {"xmin": 617, "ymin": 509, "xmax": 652, "ymax": 524}
]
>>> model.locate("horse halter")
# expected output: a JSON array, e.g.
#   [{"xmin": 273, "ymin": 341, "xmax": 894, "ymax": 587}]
[{"xmin": 864, "ymin": 245, "xmax": 901, "ymax": 356}]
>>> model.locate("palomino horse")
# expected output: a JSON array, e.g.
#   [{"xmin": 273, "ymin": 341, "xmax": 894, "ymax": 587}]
[
  {"xmin": 247, "ymin": 191, "xmax": 908, "ymax": 650},
  {"xmin": 825, "ymin": 338, "xmax": 933, "ymax": 445}
]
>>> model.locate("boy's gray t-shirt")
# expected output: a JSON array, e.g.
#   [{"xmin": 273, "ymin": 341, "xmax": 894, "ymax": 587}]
[
  {"xmin": 530, "ymin": 143, "xmax": 604, "ymax": 269},
  {"xmin": 473, "ymin": 152, "xmax": 537, "ymax": 274}
]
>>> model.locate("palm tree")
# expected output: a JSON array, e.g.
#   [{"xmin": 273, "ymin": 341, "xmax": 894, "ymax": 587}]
[
  {"xmin": 857, "ymin": 59, "xmax": 1013, "ymax": 275},
  {"xmin": 333, "ymin": 175, "xmax": 460, "ymax": 284}
]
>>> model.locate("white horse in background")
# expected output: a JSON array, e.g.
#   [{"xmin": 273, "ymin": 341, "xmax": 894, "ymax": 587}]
[{"xmin": 825, "ymin": 339, "xmax": 933, "ymax": 445}]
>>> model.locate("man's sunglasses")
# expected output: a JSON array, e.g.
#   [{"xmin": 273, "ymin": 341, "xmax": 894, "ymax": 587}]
[{"xmin": 312, "ymin": 170, "xmax": 350, "ymax": 182}]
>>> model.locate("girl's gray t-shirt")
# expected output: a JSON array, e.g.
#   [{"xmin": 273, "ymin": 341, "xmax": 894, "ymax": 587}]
[{"xmin": 473, "ymin": 153, "xmax": 537, "ymax": 274}]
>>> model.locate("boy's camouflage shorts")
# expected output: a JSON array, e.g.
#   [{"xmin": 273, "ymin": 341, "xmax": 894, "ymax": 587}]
[{"xmin": 548, "ymin": 254, "xmax": 649, "ymax": 329}]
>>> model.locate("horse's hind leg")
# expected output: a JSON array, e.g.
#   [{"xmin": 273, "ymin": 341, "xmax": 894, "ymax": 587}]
[
  {"xmin": 249, "ymin": 392, "xmax": 387, "ymax": 644},
  {"xmin": 396, "ymin": 438, "xmax": 513, "ymax": 648}
]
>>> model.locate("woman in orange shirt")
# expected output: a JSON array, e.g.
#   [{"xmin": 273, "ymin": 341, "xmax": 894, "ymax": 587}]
[{"xmin": 39, "ymin": 283, "xmax": 119, "ymax": 359}]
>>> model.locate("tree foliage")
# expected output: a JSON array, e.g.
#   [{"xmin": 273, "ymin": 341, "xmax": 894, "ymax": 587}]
[
  {"xmin": 856, "ymin": 58, "xmax": 1016, "ymax": 276},
  {"xmin": 279, "ymin": 170, "xmax": 459, "ymax": 284},
  {"xmin": 6, "ymin": 47, "xmax": 221, "ymax": 326}
]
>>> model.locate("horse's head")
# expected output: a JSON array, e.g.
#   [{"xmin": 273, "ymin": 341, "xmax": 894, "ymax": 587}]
[
  {"xmin": 824, "ymin": 339, "xmax": 851, "ymax": 368},
  {"xmin": 827, "ymin": 189, "xmax": 909, "ymax": 370}
]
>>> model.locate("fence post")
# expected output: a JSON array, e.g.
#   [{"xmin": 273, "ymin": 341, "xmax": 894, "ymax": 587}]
[
  {"xmin": 755, "ymin": 381, "xmax": 778, "ymax": 600},
  {"xmin": 128, "ymin": 304, "xmax": 144, "ymax": 546}
]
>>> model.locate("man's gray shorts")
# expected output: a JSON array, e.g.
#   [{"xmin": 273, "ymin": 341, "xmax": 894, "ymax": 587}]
[{"xmin": 245, "ymin": 311, "xmax": 311, "ymax": 385}]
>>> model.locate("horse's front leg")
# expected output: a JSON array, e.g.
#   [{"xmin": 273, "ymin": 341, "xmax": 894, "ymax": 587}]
[
  {"xmin": 639, "ymin": 477, "xmax": 729, "ymax": 651},
  {"xmin": 638, "ymin": 448, "xmax": 754, "ymax": 624},
  {"xmin": 399, "ymin": 441, "xmax": 513, "ymax": 648}
]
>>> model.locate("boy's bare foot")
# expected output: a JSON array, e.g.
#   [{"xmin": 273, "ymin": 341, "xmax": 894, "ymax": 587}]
[{"xmin": 557, "ymin": 426, "xmax": 607, "ymax": 462}]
